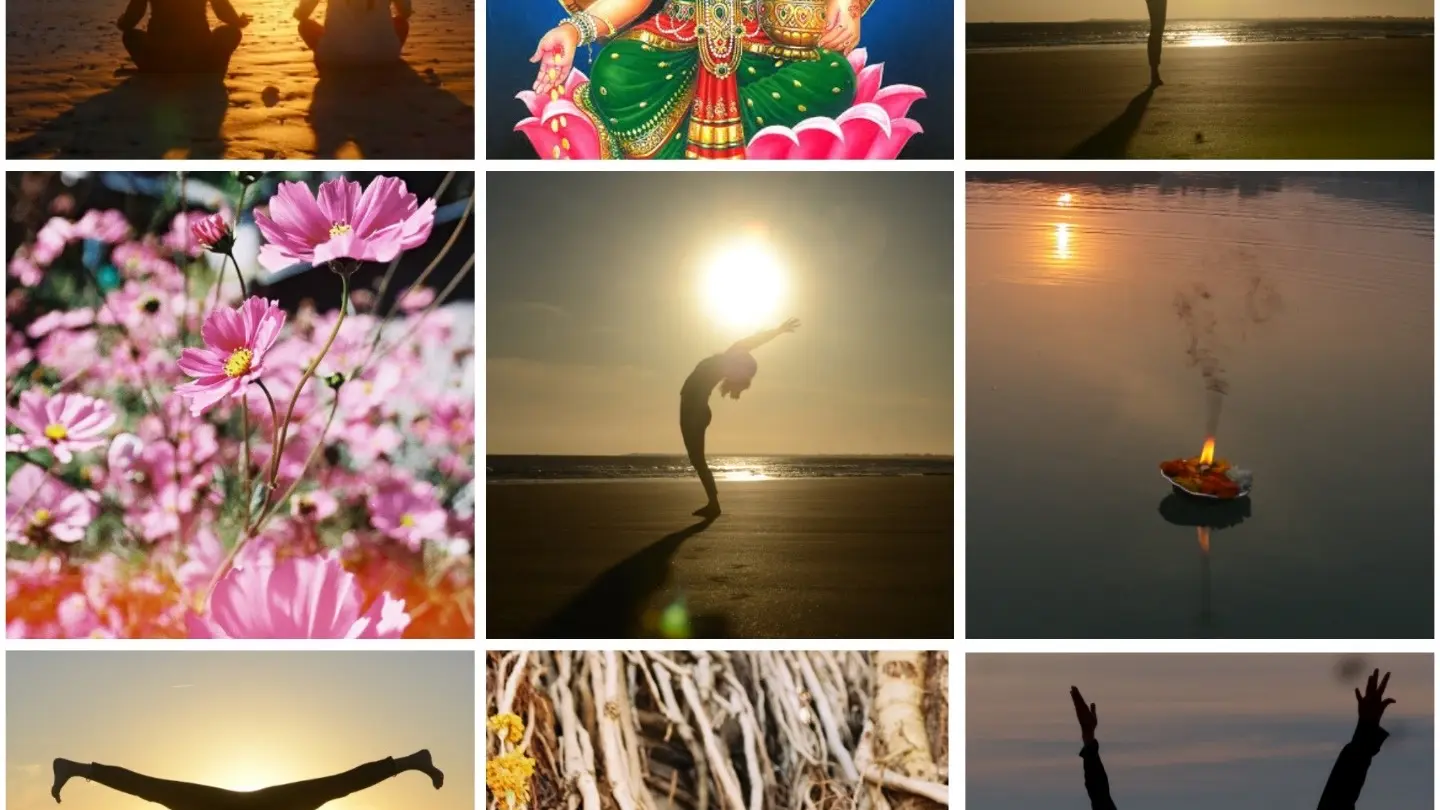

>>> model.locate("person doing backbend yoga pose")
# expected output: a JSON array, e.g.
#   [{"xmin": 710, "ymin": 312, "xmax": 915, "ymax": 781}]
[
  {"xmin": 680, "ymin": 318, "xmax": 800, "ymax": 517},
  {"xmin": 1069, "ymin": 669, "xmax": 1397, "ymax": 809},
  {"xmin": 116, "ymin": 0, "xmax": 251, "ymax": 74},
  {"xmin": 295, "ymin": 0, "xmax": 412, "ymax": 68},
  {"xmin": 50, "ymin": 749, "xmax": 443, "ymax": 809}
]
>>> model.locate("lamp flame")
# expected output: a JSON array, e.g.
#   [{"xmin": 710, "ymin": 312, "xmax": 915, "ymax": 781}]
[{"xmin": 1198, "ymin": 436, "xmax": 1215, "ymax": 466}]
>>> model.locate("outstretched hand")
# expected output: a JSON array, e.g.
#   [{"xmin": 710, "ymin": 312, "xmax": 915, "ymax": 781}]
[
  {"xmin": 1355, "ymin": 669, "xmax": 1396, "ymax": 727},
  {"xmin": 1070, "ymin": 686, "xmax": 1098, "ymax": 743},
  {"xmin": 777, "ymin": 317, "xmax": 801, "ymax": 334}
]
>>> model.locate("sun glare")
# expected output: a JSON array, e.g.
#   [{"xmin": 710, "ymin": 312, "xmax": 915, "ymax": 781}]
[
  {"xmin": 1186, "ymin": 35, "xmax": 1231, "ymax": 47},
  {"xmin": 1053, "ymin": 223, "xmax": 1072, "ymax": 261},
  {"xmin": 702, "ymin": 237, "xmax": 786, "ymax": 330}
]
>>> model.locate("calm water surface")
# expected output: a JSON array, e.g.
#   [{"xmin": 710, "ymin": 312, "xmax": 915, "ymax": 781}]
[{"xmin": 967, "ymin": 174, "xmax": 1433, "ymax": 639}]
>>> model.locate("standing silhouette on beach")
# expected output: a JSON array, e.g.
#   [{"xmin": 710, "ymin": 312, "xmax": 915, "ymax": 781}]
[
  {"xmin": 680, "ymin": 318, "xmax": 800, "ymax": 517},
  {"xmin": 296, "ymin": 0, "xmax": 412, "ymax": 67},
  {"xmin": 116, "ymin": 0, "xmax": 252, "ymax": 74},
  {"xmin": 49, "ymin": 749, "xmax": 443, "ymax": 809},
  {"xmin": 1069, "ymin": 668, "xmax": 1397, "ymax": 809},
  {"xmin": 1146, "ymin": 0, "xmax": 1167, "ymax": 86}
]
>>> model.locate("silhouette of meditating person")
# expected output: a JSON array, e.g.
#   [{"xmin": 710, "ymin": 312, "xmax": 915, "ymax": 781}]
[
  {"xmin": 50, "ymin": 749, "xmax": 443, "ymax": 810},
  {"xmin": 1069, "ymin": 669, "xmax": 1397, "ymax": 810},
  {"xmin": 680, "ymin": 317, "xmax": 800, "ymax": 517},
  {"xmin": 116, "ymin": 0, "xmax": 251, "ymax": 74},
  {"xmin": 295, "ymin": 0, "xmax": 412, "ymax": 68},
  {"xmin": 1146, "ymin": 0, "xmax": 1167, "ymax": 86}
]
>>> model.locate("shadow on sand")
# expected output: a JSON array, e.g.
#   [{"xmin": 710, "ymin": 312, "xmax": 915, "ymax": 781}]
[
  {"xmin": 1066, "ymin": 87, "xmax": 1154, "ymax": 159},
  {"xmin": 535, "ymin": 517, "xmax": 724, "ymax": 639},
  {"xmin": 309, "ymin": 62, "xmax": 474, "ymax": 158},
  {"xmin": 8, "ymin": 73, "xmax": 228, "ymax": 158}
]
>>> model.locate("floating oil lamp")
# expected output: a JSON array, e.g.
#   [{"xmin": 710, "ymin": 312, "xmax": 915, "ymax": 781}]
[{"xmin": 1160, "ymin": 436, "xmax": 1253, "ymax": 500}]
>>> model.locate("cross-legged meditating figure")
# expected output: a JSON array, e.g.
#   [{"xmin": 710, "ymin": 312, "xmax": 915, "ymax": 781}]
[
  {"xmin": 1145, "ymin": 0, "xmax": 1167, "ymax": 86},
  {"xmin": 50, "ymin": 749, "xmax": 443, "ymax": 809},
  {"xmin": 116, "ymin": 0, "xmax": 251, "ymax": 74},
  {"xmin": 295, "ymin": 0, "xmax": 412, "ymax": 68},
  {"xmin": 1069, "ymin": 669, "xmax": 1397, "ymax": 809}
]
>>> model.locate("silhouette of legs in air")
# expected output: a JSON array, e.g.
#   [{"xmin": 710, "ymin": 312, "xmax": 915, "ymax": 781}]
[
  {"xmin": 121, "ymin": 26, "xmax": 243, "ymax": 74},
  {"xmin": 51, "ymin": 749, "xmax": 443, "ymax": 809},
  {"xmin": 1146, "ymin": 0, "xmax": 1167, "ymax": 86},
  {"xmin": 680, "ymin": 403, "xmax": 720, "ymax": 517},
  {"xmin": 1069, "ymin": 670, "xmax": 1397, "ymax": 810}
]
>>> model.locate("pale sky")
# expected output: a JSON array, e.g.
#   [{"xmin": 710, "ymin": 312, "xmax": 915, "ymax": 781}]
[
  {"xmin": 969, "ymin": 654, "xmax": 1434, "ymax": 810},
  {"xmin": 7, "ymin": 652, "xmax": 474, "ymax": 810},
  {"xmin": 968, "ymin": 0, "xmax": 1433, "ymax": 22},
  {"xmin": 486, "ymin": 172, "xmax": 955, "ymax": 456}
]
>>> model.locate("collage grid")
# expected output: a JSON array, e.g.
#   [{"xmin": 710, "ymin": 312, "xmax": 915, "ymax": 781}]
[{"xmin": 0, "ymin": 1, "xmax": 1437, "ymax": 809}]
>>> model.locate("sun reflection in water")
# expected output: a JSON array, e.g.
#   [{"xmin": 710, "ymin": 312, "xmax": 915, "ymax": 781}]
[
  {"xmin": 1053, "ymin": 222, "xmax": 1072, "ymax": 261},
  {"xmin": 1057, "ymin": 192, "xmax": 1073, "ymax": 207},
  {"xmin": 1186, "ymin": 35, "xmax": 1231, "ymax": 47}
]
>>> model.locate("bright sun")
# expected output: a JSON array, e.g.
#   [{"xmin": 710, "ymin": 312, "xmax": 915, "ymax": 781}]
[{"xmin": 702, "ymin": 237, "xmax": 786, "ymax": 330}]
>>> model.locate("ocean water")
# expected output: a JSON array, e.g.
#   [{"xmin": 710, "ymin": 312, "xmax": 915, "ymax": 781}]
[
  {"xmin": 967, "ymin": 18, "xmax": 1434, "ymax": 51},
  {"xmin": 486, "ymin": 455, "xmax": 953, "ymax": 482},
  {"xmin": 966, "ymin": 172, "xmax": 1433, "ymax": 639}
]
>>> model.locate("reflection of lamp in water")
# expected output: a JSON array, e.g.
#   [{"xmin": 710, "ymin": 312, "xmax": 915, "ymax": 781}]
[
  {"xmin": 1158, "ymin": 494, "xmax": 1252, "ymax": 632},
  {"xmin": 1053, "ymin": 223, "xmax": 1072, "ymax": 261}
]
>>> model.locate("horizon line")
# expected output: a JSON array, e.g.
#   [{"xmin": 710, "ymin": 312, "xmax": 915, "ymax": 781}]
[
  {"xmin": 968, "ymin": 15, "xmax": 1435, "ymax": 23},
  {"xmin": 486, "ymin": 452, "xmax": 956, "ymax": 458}
]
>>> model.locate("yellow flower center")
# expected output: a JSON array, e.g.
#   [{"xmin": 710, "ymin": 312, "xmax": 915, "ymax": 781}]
[
  {"xmin": 32, "ymin": 508, "xmax": 52, "ymax": 526},
  {"xmin": 329, "ymin": 222, "xmax": 352, "ymax": 237},
  {"xmin": 43, "ymin": 423, "xmax": 68, "ymax": 441},
  {"xmin": 400, "ymin": 514, "xmax": 416, "ymax": 527},
  {"xmin": 224, "ymin": 348, "xmax": 254, "ymax": 378}
]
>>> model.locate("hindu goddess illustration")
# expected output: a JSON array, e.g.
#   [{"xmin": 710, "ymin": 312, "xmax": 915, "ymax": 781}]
[{"xmin": 516, "ymin": 0, "xmax": 925, "ymax": 160}]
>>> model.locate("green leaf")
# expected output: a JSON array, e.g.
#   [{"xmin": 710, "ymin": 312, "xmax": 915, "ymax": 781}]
[{"xmin": 249, "ymin": 482, "xmax": 268, "ymax": 516}]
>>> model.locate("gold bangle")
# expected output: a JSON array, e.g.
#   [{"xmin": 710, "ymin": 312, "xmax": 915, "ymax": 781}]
[{"xmin": 592, "ymin": 11, "xmax": 617, "ymax": 38}]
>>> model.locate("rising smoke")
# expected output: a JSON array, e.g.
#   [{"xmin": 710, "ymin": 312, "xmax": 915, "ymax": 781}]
[{"xmin": 1173, "ymin": 274, "xmax": 1283, "ymax": 437}]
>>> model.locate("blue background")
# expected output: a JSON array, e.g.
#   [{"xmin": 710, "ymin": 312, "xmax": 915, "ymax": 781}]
[{"xmin": 485, "ymin": 1, "xmax": 954, "ymax": 159}]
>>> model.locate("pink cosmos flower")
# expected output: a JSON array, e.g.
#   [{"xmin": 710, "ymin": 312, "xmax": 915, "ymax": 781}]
[
  {"xmin": 9, "ymin": 252, "xmax": 44, "ymax": 286},
  {"xmin": 107, "ymin": 433, "xmax": 145, "ymax": 474},
  {"xmin": 370, "ymin": 480, "xmax": 448, "ymax": 551},
  {"xmin": 292, "ymin": 490, "xmax": 340, "ymax": 521},
  {"xmin": 7, "ymin": 391, "xmax": 117, "ymax": 463},
  {"xmin": 27, "ymin": 308, "xmax": 95, "ymax": 339},
  {"xmin": 6, "ymin": 466, "xmax": 98, "ymax": 544},
  {"xmin": 175, "ymin": 297, "xmax": 286, "ymax": 416},
  {"xmin": 188, "ymin": 212, "xmax": 232, "ymax": 252},
  {"xmin": 185, "ymin": 552, "xmax": 411, "ymax": 639},
  {"xmin": 253, "ymin": 177, "xmax": 437, "ymax": 271}
]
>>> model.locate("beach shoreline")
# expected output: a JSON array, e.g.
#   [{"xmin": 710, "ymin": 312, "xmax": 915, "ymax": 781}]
[
  {"xmin": 6, "ymin": 0, "xmax": 474, "ymax": 158},
  {"xmin": 486, "ymin": 477, "xmax": 954, "ymax": 640},
  {"xmin": 967, "ymin": 38, "xmax": 1433, "ymax": 158}
]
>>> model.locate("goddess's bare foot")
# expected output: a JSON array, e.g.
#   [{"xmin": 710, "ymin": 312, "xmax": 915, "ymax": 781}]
[
  {"xmin": 402, "ymin": 749, "xmax": 444, "ymax": 789},
  {"xmin": 52, "ymin": 759, "xmax": 85, "ymax": 803},
  {"xmin": 692, "ymin": 502, "xmax": 721, "ymax": 518}
]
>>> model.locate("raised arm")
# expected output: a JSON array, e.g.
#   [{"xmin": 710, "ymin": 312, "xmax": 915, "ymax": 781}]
[
  {"xmin": 728, "ymin": 318, "xmax": 801, "ymax": 354},
  {"xmin": 116, "ymin": 0, "xmax": 147, "ymax": 31},
  {"xmin": 1071, "ymin": 687, "xmax": 1118, "ymax": 810},
  {"xmin": 1317, "ymin": 669, "xmax": 1394, "ymax": 810}
]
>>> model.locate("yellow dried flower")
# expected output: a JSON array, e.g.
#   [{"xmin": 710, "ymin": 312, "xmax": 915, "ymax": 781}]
[
  {"xmin": 486, "ymin": 749, "xmax": 536, "ymax": 809},
  {"xmin": 487, "ymin": 712, "xmax": 525, "ymax": 745}
]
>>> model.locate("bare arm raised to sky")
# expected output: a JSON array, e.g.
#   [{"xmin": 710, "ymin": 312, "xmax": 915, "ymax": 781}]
[
  {"xmin": 1071, "ymin": 686, "xmax": 1119, "ymax": 810},
  {"xmin": 1317, "ymin": 669, "xmax": 1395, "ymax": 810},
  {"xmin": 728, "ymin": 318, "xmax": 802, "ymax": 354}
]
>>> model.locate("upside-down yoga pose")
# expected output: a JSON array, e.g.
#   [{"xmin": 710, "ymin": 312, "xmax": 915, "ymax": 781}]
[
  {"xmin": 680, "ymin": 317, "xmax": 800, "ymax": 517},
  {"xmin": 50, "ymin": 749, "xmax": 443, "ymax": 809},
  {"xmin": 1069, "ymin": 669, "xmax": 1396, "ymax": 809}
]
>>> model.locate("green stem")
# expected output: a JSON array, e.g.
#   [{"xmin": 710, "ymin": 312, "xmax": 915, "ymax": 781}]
[
  {"xmin": 252, "ymin": 392, "xmax": 341, "ymax": 535},
  {"xmin": 240, "ymin": 397, "xmax": 252, "ymax": 527}
]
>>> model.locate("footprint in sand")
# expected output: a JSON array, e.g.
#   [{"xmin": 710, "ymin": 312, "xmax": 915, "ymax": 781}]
[{"xmin": 261, "ymin": 86, "xmax": 280, "ymax": 107}]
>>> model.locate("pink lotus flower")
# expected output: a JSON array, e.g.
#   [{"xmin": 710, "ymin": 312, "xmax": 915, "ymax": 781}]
[
  {"xmin": 747, "ymin": 49, "xmax": 925, "ymax": 159},
  {"xmin": 253, "ymin": 177, "xmax": 437, "ymax": 271},
  {"xmin": 514, "ymin": 68, "xmax": 603, "ymax": 160},
  {"xmin": 175, "ymin": 297, "xmax": 286, "ymax": 416},
  {"xmin": 5, "ymin": 466, "xmax": 98, "ymax": 544},
  {"xmin": 188, "ymin": 212, "xmax": 232, "ymax": 253},
  {"xmin": 185, "ymin": 552, "xmax": 411, "ymax": 639},
  {"xmin": 6, "ymin": 390, "xmax": 117, "ymax": 463}
]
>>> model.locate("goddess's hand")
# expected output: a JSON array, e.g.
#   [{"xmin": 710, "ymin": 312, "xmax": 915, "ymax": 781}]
[
  {"xmin": 819, "ymin": 0, "xmax": 861, "ymax": 54},
  {"xmin": 531, "ymin": 24, "xmax": 581, "ymax": 96}
]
